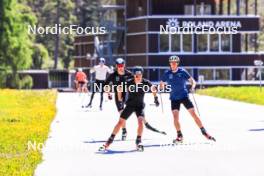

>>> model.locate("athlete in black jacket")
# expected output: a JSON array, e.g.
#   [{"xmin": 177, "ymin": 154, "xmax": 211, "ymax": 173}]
[{"xmin": 100, "ymin": 66, "xmax": 161, "ymax": 151}]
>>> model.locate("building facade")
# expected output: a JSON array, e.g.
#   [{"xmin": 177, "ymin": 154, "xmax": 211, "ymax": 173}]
[{"xmin": 74, "ymin": 0, "xmax": 264, "ymax": 82}]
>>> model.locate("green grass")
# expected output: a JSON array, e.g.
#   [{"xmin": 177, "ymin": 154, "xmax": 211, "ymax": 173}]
[
  {"xmin": 197, "ymin": 86, "xmax": 264, "ymax": 106},
  {"xmin": 0, "ymin": 90, "xmax": 57, "ymax": 176}
]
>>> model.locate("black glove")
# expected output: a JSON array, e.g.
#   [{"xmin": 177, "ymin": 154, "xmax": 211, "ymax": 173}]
[
  {"xmin": 108, "ymin": 94, "xmax": 113, "ymax": 100},
  {"xmin": 154, "ymin": 96, "xmax": 159, "ymax": 107},
  {"xmin": 117, "ymin": 101, "xmax": 124, "ymax": 110}
]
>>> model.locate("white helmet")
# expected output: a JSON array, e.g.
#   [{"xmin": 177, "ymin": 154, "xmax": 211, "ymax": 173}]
[
  {"xmin": 99, "ymin": 57, "xmax": 105, "ymax": 63},
  {"xmin": 169, "ymin": 55, "xmax": 180, "ymax": 63}
]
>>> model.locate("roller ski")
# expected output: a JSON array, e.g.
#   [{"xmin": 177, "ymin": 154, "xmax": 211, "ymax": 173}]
[
  {"xmin": 136, "ymin": 143, "xmax": 144, "ymax": 152},
  {"xmin": 173, "ymin": 131, "xmax": 183, "ymax": 144},
  {"xmin": 203, "ymin": 133, "xmax": 216, "ymax": 142},
  {"xmin": 85, "ymin": 103, "xmax": 92, "ymax": 108},
  {"xmin": 173, "ymin": 136, "xmax": 183, "ymax": 144},
  {"xmin": 201, "ymin": 127, "xmax": 216, "ymax": 142},
  {"xmin": 145, "ymin": 122, "xmax": 167, "ymax": 135}
]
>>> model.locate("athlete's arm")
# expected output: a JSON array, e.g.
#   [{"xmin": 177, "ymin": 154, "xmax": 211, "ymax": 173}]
[
  {"xmin": 104, "ymin": 73, "xmax": 113, "ymax": 95},
  {"xmin": 188, "ymin": 77, "xmax": 196, "ymax": 92},
  {"xmin": 159, "ymin": 81, "xmax": 166, "ymax": 91},
  {"xmin": 117, "ymin": 85, "xmax": 123, "ymax": 102},
  {"xmin": 107, "ymin": 66, "xmax": 113, "ymax": 74},
  {"xmin": 90, "ymin": 66, "xmax": 95, "ymax": 74}
]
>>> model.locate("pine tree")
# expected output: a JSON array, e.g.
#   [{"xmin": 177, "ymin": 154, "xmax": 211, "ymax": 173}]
[{"xmin": 0, "ymin": 0, "xmax": 36, "ymax": 88}]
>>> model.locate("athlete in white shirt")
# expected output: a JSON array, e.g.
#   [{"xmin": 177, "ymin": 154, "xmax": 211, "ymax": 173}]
[{"xmin": 86, "ymin": 58, "xmax": 112, "ymax": 110}]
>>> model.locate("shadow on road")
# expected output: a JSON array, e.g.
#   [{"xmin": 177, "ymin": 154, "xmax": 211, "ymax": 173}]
[{"xmin": 249, "ymin": 128, "xmax": 264, "ymax": 131}]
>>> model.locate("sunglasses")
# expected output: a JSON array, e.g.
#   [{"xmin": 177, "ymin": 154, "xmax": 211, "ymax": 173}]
[
  {"xmin": 170, "ymin": 61, "xmax": 179, "ymax": 64},
  {"xmin": 117, "ymin": 64, "xmax": 124, "ymax": 68}
]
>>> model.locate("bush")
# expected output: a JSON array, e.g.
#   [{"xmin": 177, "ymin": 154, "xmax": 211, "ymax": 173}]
[{"xmin": 19, "ymin": 75, "xmax": 33, "ymax": 89}]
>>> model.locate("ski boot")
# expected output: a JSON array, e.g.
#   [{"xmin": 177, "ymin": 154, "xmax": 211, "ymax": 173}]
[
  {"xmin": 136, "ymin": 143, "xmax": 144, "ymax": 152},
  {"xmin": 121, "ymin": 128, "xmax": 127, "ymax": 141},
  {"xmin": 173, "ymin": 131, "xmax": 183, "ymax": 144},
  {"xmin": 98, "ymin": 144, "xmax": 108, "ymax": 152},
  {"xmin": 85, "ymin": 103, "xmax": 92, "ymax": 108},
  {"xmin": 201, "ymin": 127, "xmax": 216, "ymax": 142},
  {"xmin": 173, "ymin": 136, "xmax": 183, "ymax": 144}
]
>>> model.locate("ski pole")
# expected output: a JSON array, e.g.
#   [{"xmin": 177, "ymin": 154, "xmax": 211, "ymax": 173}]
[
  {"xmin": 159, "ymin": 92, "xmax": 164, "ymax": 113},
  {"xmin": 191, "ymin": 92, "xmax": 201, "ymax": 117}
]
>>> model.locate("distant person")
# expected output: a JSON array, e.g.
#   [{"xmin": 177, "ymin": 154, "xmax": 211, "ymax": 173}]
[
  {"xmin": 160, "ymin": 55, "xmax": 215, "ymax": 143},
  {"xmin": 86, "ymin": 58, "xmax": 112, "ymax": 110},
  {"xmin": 75, "ymin": 68, "xmax": 88, "ymax": 93}
]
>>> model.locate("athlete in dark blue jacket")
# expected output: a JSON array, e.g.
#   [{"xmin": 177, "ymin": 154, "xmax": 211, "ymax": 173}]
[{"xmin": 160, "ymin": 55, "xmax": 215, "ymax": 143}]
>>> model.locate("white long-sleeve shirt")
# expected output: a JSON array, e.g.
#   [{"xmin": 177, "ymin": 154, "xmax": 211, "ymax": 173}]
[{"xmin": 90, "ymin": 65, "xmax": 113, "ymax": 81}]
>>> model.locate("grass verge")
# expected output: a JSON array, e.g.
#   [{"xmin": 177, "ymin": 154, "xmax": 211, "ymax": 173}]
[
  {"xmin": 0, "ymin": 90, "xmax": 57, "ymax": 176},
  {"xmin": 197, "ymin": 86, "xmax": 264, "ymax": 106}
]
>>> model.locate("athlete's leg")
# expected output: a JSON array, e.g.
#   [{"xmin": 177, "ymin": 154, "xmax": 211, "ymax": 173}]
[
  {"xmin": 137, "ymin": 116, "xmax": 144, "ymax": 136},
  {"xmin": 187, "ymin": 108, "xmax": 203, "ymax": 127},
  {"xmin": 172, "ymin": 110, "xmax": 181, "ymax": 131},
  {"xmin": 183, "ymin": 98, "xmax": 215, "ymax": 141},
  {"xmin": 111, "ymin": 118, "xmax": 126, "ymax": 136},
  {"xmin": 171, "ymin": 100, "xmax": 183, "ymax": 142},
  {"xmin": 87, "ymin": 92, "xmax": 95, "ymax": 106},
  {"xmin": 136, "ymin": 116, "xmax": 144, "ymax": 146},
  {"xmin": 114, "ymin": 92, "xmax": 127, "ymax": 137},
  {"xmin": 99, "ymin": 81, "xmax": 104, "ymax": 108},
  {"xmin": 87, "ymin": 81, "xmax": 96, "ymax": 106},
  {"xmin": 102, "ymin": 106, "xmax": 133, "ymax": 149}
]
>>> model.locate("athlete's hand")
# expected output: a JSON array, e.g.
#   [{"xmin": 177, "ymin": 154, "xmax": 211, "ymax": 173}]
[
  {"xmin": 154, "ymin": 96, "xmax": 160, "ymax": 107},
  {"xmin": 189, "ymin": 87, "xmax": 195, "ymax": 93},
  {"xmin": 108, "ymin": 94, "xmax": 113, "ymax": 100}
]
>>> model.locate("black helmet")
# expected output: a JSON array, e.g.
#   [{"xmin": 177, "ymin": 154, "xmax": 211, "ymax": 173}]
[
  {"xmin": 116, "ymin": 58, "xmax": 125, "ymax": 65},
  {"xmin": 169, "ymin": 55, "xmax": 180, "ymax": 63},
  {"xmin": 133, "ymin": 66, "xmax": 144, "ymax": 75}
]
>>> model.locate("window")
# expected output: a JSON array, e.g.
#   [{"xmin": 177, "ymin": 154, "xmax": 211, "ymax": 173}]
[
  {"xmin": 198, "ymin": 69, "xmax": 214, "ymax": 80},
  {"xmin": 221, "ymin": 34, "xmax": 231, "ymax": 52},
  {"xmin": 159, "ymin": 34, "xmax": 193, "ymax": 53},
  {"xmin": 183, "ymin": 34, "xmax": 192, "ymax": 52},
  {"xmin": 159, "ymin": 34, "xmax": 169, "ymax": 52},
  {"xmin": 215, "ymin": 69, "xmax": 230, "ymax": 80},
  {"xmin": 196, "ymin": 3, "xmax": 212, "ymax": 15},
  {"xmin": 171, "ymin": 34, "xmax": 181, "ymax": 52},
  {"xmin": 248, "ymin": 33, "xmax": 256, "ymax": 52},
  {"xmin": 184, "ymin": 5, "xmax": 194, "ymax": 15},
  {"xmin": 197, "ymin": 34, "xmax": 208, "ymax": 52},
  {"xmin": 210, "ymin": 34, "xmax": 219, "ymax": 52},
  {"xmin": 241, "ymin": 33, "xmax": 257, "ymax": 52}
]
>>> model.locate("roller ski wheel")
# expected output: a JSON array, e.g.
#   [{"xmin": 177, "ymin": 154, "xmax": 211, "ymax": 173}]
[
  {"xmin": 136, "ymin": 143, "xmax": 144, "ymax": 152},
  {"xmin": 85, "ymin": 104, "xmax": 92, "ymax": 108},
  {"xmin": 204, "ymin": 134, "xmax": 216, "ymax": 142},
  {"xmin": 173, "ymin": 137, "xmax": 183, "ymax": 144},
  {"xmin": 98, "ymin": 144, "xmax": 108, "ymax": 152}
]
